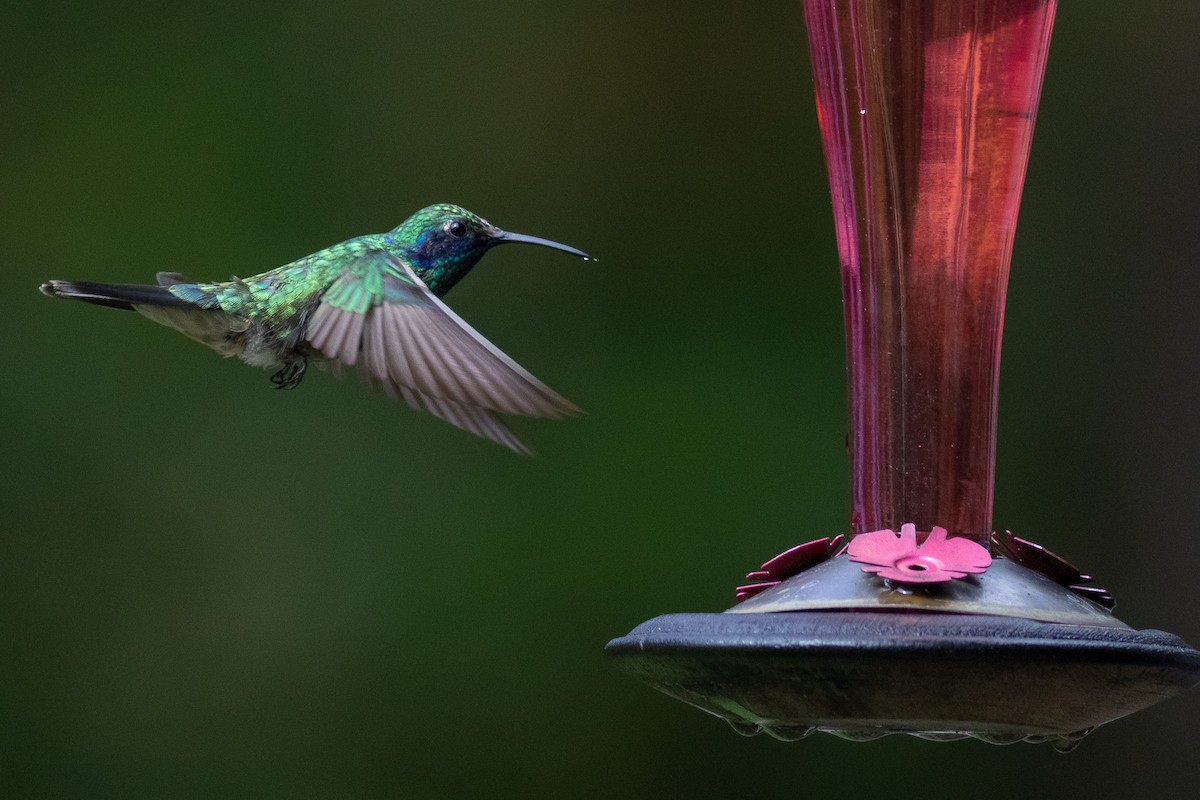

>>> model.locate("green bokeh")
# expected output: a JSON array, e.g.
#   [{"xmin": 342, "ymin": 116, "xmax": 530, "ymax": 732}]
[{"xmin": 3, "ymin": 2, "xmax": 1198, "ymax": 797}]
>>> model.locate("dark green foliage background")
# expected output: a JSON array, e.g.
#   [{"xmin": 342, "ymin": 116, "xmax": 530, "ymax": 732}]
[{"xmin": 3, "ymin": 2, "xmax": 1198, "ymax": 797}]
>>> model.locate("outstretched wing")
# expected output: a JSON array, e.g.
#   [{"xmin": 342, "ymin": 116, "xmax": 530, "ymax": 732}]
[{"xmin": 305, "ymin": 249, "xmax": 579, "ymax": 452}]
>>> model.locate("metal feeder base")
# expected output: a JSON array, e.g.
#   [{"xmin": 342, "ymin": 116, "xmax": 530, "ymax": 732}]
[{"xmin": 606, "ymin": 610, "xmax": 1200, "ymax": 750}]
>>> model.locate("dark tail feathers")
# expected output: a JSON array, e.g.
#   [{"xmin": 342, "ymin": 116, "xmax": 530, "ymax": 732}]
[{"xmin": 39, "ymin": 279, "xmax": 196, "ymax": 311}]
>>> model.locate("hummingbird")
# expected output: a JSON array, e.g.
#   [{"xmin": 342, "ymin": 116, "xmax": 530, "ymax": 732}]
[{"xmin": 40, "ymin": 204, "xmax": 590, "ymax": 454}]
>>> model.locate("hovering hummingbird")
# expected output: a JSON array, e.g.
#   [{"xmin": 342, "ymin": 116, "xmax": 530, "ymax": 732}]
[{"xmin": 40, "ymin": 204, "xmax": 590, "ymax": 454}]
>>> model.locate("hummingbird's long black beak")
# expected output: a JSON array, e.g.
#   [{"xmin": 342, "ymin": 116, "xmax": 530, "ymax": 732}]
[{"xmin": 492, "ymin": 230, "xmax": 592, "ymax": 261}]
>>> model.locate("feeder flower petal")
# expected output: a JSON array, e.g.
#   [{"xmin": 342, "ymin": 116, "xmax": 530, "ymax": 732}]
[
  {"xmin": 848, "ymin": 523, "xmax": 992, "ymax": 584},
  {"xmin": 734, "ymin": 535, "xmax": 845, "ymax": 602},
  {"xmin": 991, "ymin": 530, "xmax": 1115, "ymax": 609}
]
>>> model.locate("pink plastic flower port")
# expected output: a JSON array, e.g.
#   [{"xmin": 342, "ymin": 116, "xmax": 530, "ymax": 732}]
[{"xmin": 848, "ymin": 524, "xmax": 992, "ymax": 584}]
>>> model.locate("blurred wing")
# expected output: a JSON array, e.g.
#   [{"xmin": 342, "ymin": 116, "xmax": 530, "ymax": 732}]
[
  {"xmin": 305, "ymin": 250, "xmax": 578, "ymax": 451},
  {"xmin": 374, "ymin": 382, "xmax": 533, "ymax": 457}
]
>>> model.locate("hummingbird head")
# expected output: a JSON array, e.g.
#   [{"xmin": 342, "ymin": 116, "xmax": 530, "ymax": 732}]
[{"xmin": 390, "ymin": 203, "xmax": 590, "ymax": 295}]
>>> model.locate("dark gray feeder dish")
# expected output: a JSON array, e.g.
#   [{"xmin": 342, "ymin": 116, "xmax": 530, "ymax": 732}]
[{"xmin": 606, "ymin": 556, "xmax": 1200, "ymax": 750}]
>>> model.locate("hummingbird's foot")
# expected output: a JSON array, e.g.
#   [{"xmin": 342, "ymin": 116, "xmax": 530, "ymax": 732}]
[{"xmin": 270, "ymin": 358, "xmax": 307, "ymax": 390}]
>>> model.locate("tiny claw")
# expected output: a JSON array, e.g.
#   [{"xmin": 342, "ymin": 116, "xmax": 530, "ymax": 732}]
[{"xmin": 270, "ymin": 358, "xmax": 308, "ymax": 390}]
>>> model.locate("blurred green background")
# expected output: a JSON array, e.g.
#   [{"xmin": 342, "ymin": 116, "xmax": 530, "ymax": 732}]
[{"xmin": 3, "ymin": 1, "xmax": 1198, "ymax": 797}]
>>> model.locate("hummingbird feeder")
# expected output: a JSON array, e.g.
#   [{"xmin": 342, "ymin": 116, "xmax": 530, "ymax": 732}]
[{"xmin": 607, "ymin": 0, "xmax": 1200, "ymax": 750}]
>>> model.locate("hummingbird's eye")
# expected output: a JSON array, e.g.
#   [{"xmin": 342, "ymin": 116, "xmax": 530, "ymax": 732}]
[{"xmin": 446, "ymin": 220, "xmax": 468, "ymax": 238}]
